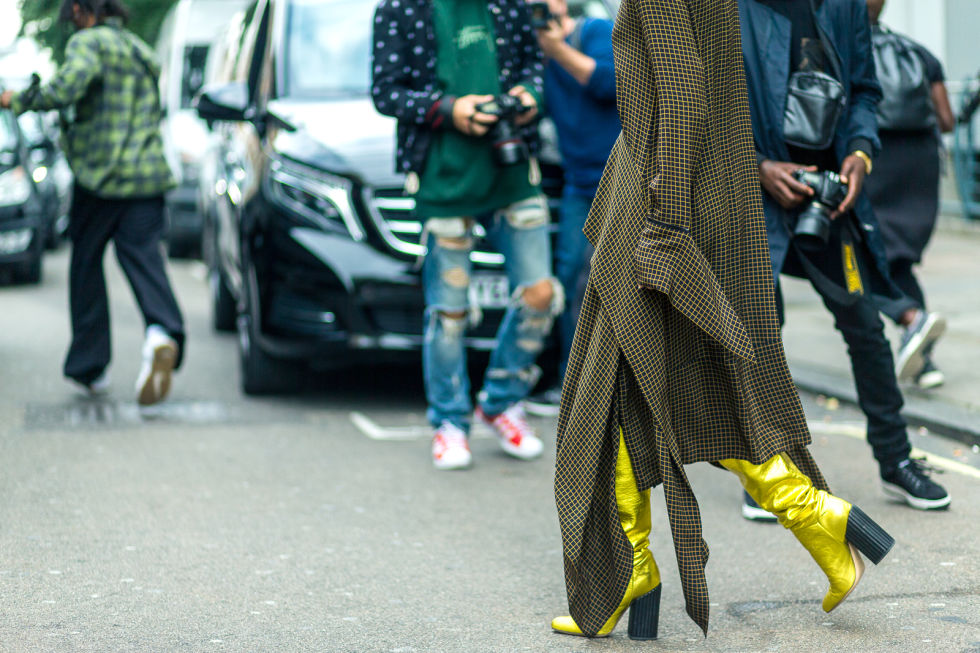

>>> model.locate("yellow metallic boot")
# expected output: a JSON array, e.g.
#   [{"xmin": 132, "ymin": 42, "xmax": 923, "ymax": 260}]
[
  {"xmin": 552, "ymin": 430, "xmax": 662, "ymax": 639},
  {"xmin": 721, "ymin": 453, "xmax": 894, "ymax": 612}
]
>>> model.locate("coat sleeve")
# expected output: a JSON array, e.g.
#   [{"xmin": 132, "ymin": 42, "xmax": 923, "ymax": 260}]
[
  {"xmin": 370, "ymin": 0, "xmax": 453, "ymax": 129},
  {"xmin": 11, "ymin": 31, "xmax": 100, "ymax": 114},
  {"xmin": 840, "ymin": 1, "xmax": 881, "ymax": 157}
]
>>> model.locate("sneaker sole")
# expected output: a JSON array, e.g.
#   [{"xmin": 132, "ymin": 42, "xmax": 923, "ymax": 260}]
[
  {"xmin": 881, "ymin": 480, "xmax": 951, "ymax": 510},
  {"xmin": 137, "ymin": 343, "xmax": 176, "ymax": 406},
  {"xmin": 433, "ymin": 457, "xmax": 473, "ymax": 471},
  {"xmin": 916, "ymin": 370, "xmax": 945, "ymax": 390},
  {"xmin": 499, "ymin": 441, "xmax": 544, "ymax": 460},
  {"xmin": 896, "ymin": 314, "xmax": 946, "ymax": 382},
  {"xmin": 741, "ymin": 504, "xmax": 778, "ymax": 522}
]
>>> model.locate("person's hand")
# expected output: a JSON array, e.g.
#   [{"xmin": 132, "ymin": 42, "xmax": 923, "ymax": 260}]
[
  {"xmin": 833, "ymin": 154, "xmax": 867, "ymax": 218},
  {"xmin": 758, "ymin": 160, "xmax": 816, "ymax": 210},
  {"xmin": 451, "ymin": 94, "xmax": 497, "ymax": 136},
  {"xmin": 508, "ymin": 85, "xmax": 538, "ymax": 125},
  {"xmin": 535, "ymin": 18, "xmax": 565, "ymax": 58},
  {"xmin": 0, "ymin": 90, "xmax": 13, "ymax": 109}
]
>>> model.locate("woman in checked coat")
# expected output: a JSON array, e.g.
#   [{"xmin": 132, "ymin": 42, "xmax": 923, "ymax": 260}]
[{"xmin": 550, "ymin": 0, "xmax": 895, "ymax": 639}]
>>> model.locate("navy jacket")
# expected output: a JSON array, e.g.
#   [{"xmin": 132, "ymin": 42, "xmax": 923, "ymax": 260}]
[
  {"xmin": 371, "ymin": 0, "xmax": 545, "ymax": 176},
  {"xmin": 739, "ymin": 0, "xmax": 895, "ymax": 287}
]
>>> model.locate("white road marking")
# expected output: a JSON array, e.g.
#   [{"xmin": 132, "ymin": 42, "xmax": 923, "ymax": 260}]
[
  {"xmin": 809, "ymin": 421, "xmax": 980, "ymax": 480},
  {"xmin": 351, "ymin": 412, "xmax": 980, "ymax": 478},
  {"xmin": 349, "ymin": 411, "xmax": 494, "ymax": 441}
]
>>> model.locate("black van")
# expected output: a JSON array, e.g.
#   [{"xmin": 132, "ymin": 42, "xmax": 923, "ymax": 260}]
[{"xmin": 196, "ymin": 0, "xmax": 614, "ymax": 394}]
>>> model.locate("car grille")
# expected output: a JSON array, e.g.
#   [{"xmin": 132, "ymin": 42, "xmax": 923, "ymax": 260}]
[{"xmin": 364, "ymin": 187, "xmax": 504, "ymax": 266}]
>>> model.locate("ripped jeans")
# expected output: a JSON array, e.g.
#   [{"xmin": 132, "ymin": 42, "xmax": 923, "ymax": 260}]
[{"xmin": 422, "ymin": 195, "xmax": 562, "ymax": 432}]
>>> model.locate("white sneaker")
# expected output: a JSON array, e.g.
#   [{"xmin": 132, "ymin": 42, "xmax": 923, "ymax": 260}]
[
  {"xmin": 475, "ymin": 403, "xmax": 544, "ymax": 460},
  {"xmin": 432, "ymin": 422, "xmax": 472, "ymax": 470},
  {"xmin": 135, "ymin": 326, "xmax": 178, "ymax": 406},
  {"xmin": 70, "ymin": 371, "xmax": 110, "ymax": 397}
]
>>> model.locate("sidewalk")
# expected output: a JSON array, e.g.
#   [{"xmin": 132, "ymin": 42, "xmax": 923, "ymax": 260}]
[{"xmin": 781, "ymin": 213, "xmax": 980, "ymax": 446}]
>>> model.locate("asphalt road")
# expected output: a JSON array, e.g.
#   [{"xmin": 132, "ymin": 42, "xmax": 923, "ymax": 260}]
[{"xmin": 1, "ymin": 249, "xmax": 977, "ymax": 653}]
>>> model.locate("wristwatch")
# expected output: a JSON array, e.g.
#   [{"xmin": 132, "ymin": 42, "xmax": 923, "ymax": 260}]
[{"xmin": 851, "ymin": 150, "xmax": 873, "ymax": 175}]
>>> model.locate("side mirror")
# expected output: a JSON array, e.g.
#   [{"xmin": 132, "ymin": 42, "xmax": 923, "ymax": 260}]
[{"xmin": 194, "ymin": 82, "xmax": 250, "ymax": 125}]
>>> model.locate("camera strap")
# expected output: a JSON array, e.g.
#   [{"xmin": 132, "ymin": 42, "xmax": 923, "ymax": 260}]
[{"xmin": 789, "ymin": 216, "xmax": 866, "ymax": 306}]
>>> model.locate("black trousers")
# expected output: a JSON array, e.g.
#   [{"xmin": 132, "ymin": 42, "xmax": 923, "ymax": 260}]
[
  {"xmin": 64, "ymin": 186, "xmax": 185, "ymax": 384},
  {"xmin": 778, "ymin": 239, "xmax": 912, "ymax": 472},
  {"xmin": 888, "ymin": 258, "xmax": 926, "ymax": 310}
]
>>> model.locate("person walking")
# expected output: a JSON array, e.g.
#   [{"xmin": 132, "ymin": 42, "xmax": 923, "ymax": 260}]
[
  {"xmin": 372, "ymin": 0, "xmax": 563, "ymax": 470},
  {"xmin": 522, "ymin": 0, "xmax": 621, "ymax": 417},
  {"xmin": 550, "ymin": 0, "xmax": 895, "ymax": 638},
  {"xmin": 865, "ymin": 0, "xmax": 956, "ymax": 389},
  {"xmin": 1, "ymin": 0, "xmax": 185, "ymax": 406},
  {"xmin": 737, "ymin": 0, "xmax": 949, "ymax": 516}
]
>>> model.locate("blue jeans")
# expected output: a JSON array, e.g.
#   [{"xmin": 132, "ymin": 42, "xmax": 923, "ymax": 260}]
[
  {"xmin": 421, "ymin": 195, "xmax": 561, "ymax": 432},
  {"xmin": 554, "ymin": 187, "xmax": 594, "ymax": 378}
]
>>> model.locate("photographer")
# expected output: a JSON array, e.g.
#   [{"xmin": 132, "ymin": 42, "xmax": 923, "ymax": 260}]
[
  {"xmin": 0, "ymin": 0, "xmax": 185, "ymax": 406},
  {"xmin": 372, "ymin": 0, "xmax": 563, "ymax": 470},
  {"xmin": 522, "ymin": 0, "xmax": 620, "ymax": 417},
  {"xmin": 737, "ymin": 0, "xmax": 949, "ymax": 513}
]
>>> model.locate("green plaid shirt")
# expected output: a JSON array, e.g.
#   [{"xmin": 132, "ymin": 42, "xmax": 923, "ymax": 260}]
[{"xmin": 12, "ymin": 21, "xmax": 175, "ymax": 198}]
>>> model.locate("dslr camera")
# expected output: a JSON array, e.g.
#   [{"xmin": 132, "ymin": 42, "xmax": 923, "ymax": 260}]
[
  {"xmin": 792, "ymin": 169, "xmax": 848, "ymax": 249},
  {"xmin": 527, "ymin": 1, "xmax": 555, "ymax": 30},
  {"xmin": 474, "ymin": 94, "xmax": 534, "ymax": 166}
]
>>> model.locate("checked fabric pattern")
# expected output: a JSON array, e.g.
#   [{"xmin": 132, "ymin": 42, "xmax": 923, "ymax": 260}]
[
  {"xmin": 554, "ymin": 0, "xmax": 828, "ymax": 636},
  {"xmin": 13, "ymin": 22, "xmax": 173, "ymax": 199}
]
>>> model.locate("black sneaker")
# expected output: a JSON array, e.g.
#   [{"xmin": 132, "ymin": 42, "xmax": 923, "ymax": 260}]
[
  {"xmin": 881, "ymin": 458, "xmax": 951, "ymax": 510},
  {"xmin": 524, "ymin": 384, "xmax": 562, "ymax": 417},
  {"xmin": 741, "ymin": 490, "xmax": 778, "ymax": 522},
  {"xmin": 896, "ymin": 311, "xmax": 946, "ymax": 382}
]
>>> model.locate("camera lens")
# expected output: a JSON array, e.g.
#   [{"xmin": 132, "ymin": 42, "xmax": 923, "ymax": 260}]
[{"xmin": 794, "ymin": 203, "xmax": 832, "ymax": 250}]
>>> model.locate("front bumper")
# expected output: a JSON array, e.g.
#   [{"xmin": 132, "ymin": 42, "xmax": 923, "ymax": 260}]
[
  {"xmin": 251, "ymin": 223, "xmax": 506, "ymax": 367},
  {"xmin": 0, "ymin": 208, "xmax": 42, "ymax": 265}
]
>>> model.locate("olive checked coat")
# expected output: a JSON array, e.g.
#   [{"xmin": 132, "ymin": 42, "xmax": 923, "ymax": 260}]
[{"xmin": 554, "ymin": 0, "xmax": 829, "ymax": 636}]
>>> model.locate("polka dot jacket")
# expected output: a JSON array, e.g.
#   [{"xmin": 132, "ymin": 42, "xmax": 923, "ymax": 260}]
[{"xmin": 371, "ymin": 0, "xmax": 546, "ymax": 175}]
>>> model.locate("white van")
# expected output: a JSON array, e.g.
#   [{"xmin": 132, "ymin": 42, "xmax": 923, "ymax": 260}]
[{"xmin": 156, "ymin": 0, "xmax": 251, "ymax": 257}]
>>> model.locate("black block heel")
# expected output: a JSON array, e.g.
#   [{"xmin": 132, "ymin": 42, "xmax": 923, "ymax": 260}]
[
  {"xmin": 846, "ymin": 505, "xmax": 895, "ymax": 564},
  {"xmin": 627, "ymin": 584, "xmax": 661, "ymax": 640}
]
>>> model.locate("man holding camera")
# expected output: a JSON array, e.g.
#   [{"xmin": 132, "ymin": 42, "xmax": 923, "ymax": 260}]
[
  {"xmin": 372, "ymin": 0, "xmax": 562, "ymax": 470},
  {"xmin": 737, "ymin": 0, "xmax": 949, "ymax": 513},
  {"xmin": 521, "ymin": 0, "xmax": 620, "ymax": 416}
]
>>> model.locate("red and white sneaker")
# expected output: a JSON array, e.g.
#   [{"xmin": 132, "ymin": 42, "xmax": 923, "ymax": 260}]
[
  {"xmin": 432, "ymin": 422, "xmax": 472, "ymax": 470},
  {"xmin": 475, "ymin": 403, "xmax": 544, "ymax": 460}
]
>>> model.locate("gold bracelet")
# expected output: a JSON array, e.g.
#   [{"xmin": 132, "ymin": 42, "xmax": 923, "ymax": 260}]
[{"xmin": 851, "ymin": 150, "xmax": 873, "ymax": 175}]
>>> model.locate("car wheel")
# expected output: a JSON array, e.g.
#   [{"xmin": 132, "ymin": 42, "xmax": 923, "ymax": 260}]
[
  {"xmin": 203, "ymin": 217, "xmax": 236, "ymax": 332},
  {"xmin": 14, "ymin": 252, "xmax": 43, "ymax": 285},
  {"xmin": 237, "ymin": 263, "xmax": 301, "ymax": 395},
  {"xmin": 210, "ymin": 267, "xmax": 236, "ymax": 332}
]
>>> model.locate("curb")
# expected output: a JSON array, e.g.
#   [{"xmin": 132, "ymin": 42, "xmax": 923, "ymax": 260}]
[{"xmin": 791, "ymin": 364, "xmax": 980, "ymax": 448}]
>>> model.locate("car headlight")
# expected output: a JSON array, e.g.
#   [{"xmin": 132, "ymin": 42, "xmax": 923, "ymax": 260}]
[
  {"xmin": 0, "ymin": 167, "xmax": 32, "ymax": 207},
  {"xmin": 267, "ymin": 159, "xmax": 364, "ymax": 240}
]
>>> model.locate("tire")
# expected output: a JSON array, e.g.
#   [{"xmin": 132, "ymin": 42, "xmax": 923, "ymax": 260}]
[
  {"xmin": 203, "ymin": 217, "xmax": 236, "ymax": 332},
  {"xmin": 210, "ymin": 267, "xmax": 237, "ymax": 332},
  {"xmin": 237, "ymin": 263, "xmax": 301, "ymax": 395},
  {"xmin": 14, "ymin": 252, "xmax": 42, "ymax": 285}
]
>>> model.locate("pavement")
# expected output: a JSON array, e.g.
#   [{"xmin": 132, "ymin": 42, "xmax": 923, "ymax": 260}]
[
  {"xmin": 0, "ymin": 237, "xmax": 978, "ymax": 652},
  {"xmin": 780, "ymin": 214, "xmax": 980, "ymax": 447}
]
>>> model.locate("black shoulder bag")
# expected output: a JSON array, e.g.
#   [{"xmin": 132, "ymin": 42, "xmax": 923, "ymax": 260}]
[{"xmin": 782, "ymin": 0, "xmax": 847, "ymax": 150}]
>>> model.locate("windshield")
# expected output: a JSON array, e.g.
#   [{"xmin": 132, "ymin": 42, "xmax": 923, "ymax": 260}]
[{"xmin": 283, "ymin": 0, "xmax": 374, "ymax": 99}]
